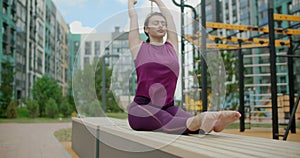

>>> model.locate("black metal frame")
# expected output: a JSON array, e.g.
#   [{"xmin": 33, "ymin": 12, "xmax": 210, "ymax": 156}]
[
  {"xmin": 171, "ymin": 0, "xmax": 299, "ymax": 140},
  {"xmin": 268, "ymin": 0, "xmax": 280, "ymax": 140},
  {"xmin": 172, "ymin": 0, "xmax": 208, "ymax": 111}
]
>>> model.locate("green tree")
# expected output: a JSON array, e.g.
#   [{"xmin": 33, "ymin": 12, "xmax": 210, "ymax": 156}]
[
  {"xmin": 73, "ymin": 62, "xmax": 103, "ymax": 116},
  {"xmin": 32, "ymin": 75, "xmax": 62, "ymax": 117},
  {"xmin": 45, "ymin": 98, "xmax": 58, "ymax": 118},
  {"xmin": 0, "ymin": 60, "xmax": 15, "ymax": 117},
  {"xmin": 73, "ymin": 59, "xmax": 122, "ymax": 116},
  {"xmin": 25, "ymin": 98, "xmax": 39, "ymax": 118},
  {"xmin": 206, "ymin": 51, "xmax": 226, "ymax": 110},
  {"xmin": 6, "ymin": 100, "xmax": 17, "ymax": 118},
  {"xmin": 60, "ymin": 101, "xmax": 72, "ymax": 117},
  {"xmin": 95, "ymin": 60, "xmax": 122, "ymax": 113},
  {"xmin": 66, "ymin": 79, "xmax": 76, "ymax": 113},
  {"xmin": 221, "ymin": 51, "xmax": 239, "ymax": 110}
]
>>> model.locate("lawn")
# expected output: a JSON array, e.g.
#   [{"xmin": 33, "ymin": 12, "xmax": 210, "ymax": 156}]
[
  {"xmin": 54, "ymin": 112, "xmax": 127, "ymax": 142},
  {"xmin": 0, "ymin": 112, "xmax": 127, "ymax": 123},
  {"xmin": 0, "ymin": 117, "xmax": 73, "ymax": 123},
  {"xmin": 106, "ymin": 112, "xmax": 128, "ymax": 119}
]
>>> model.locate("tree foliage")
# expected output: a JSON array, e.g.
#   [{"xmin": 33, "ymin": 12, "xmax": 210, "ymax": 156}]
[
  {"xmin": 25, "ymin": 98, "xmax": 39, "ymax": 118},
  {"xmin": 60, "ymin": 100, "xmax": 72, "ymax": 118},
  {"xmin": 0, "ymin": 60, "xmax": 15, "ymax": 117},
  {"xmin": 45, "ymin": 98, "xmax": 58, "ymax": 118},
  {"xmin": 95, "ymin": 60, "xmax": 122, "ymax": 113},
  {"xmin": 73, "ymin": 62, "xmax": 103, "ymax": 116},
  {"xmin": 221, "ymin": 51, "xmax": 239, "ymax": 110},
  {"xmin": 32, "ymin": 75, "xmax": 62, "ymax": 117},
  {"xmin": 73, "ymin": 59, "xmax": 122, "ymax": 116},
  {"xmin": 206, "ymin": 51, "xmax": 226, "ymax": 110},
  {"xmin": 6, "ymin": 100, "xmax": 17, "ymax": 118}
]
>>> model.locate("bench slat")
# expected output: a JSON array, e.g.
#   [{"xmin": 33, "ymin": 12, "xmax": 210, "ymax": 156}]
[
  {"xmin": 189, "ymin": 135, "xmax": 299, "ymax": 157},
  {"xmin": 72, "ymin": 117, "xmax": 300, "ymax": 158}
]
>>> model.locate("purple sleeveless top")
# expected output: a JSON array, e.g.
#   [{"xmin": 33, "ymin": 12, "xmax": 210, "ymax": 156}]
[{"xmin": 134, "ymin": 42, "xmax": 179, "ymax": 107}]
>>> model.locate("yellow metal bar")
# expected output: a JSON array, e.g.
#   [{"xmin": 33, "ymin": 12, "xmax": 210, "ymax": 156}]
[
  {"xmin": 185, "ymin": 34, "xmax": 290, "ymax": 50},
  {"xmin": 274, "ymin": 14, "xmax": 300, "ymax": 22},
  {"xmin": 206, "ymin": 22, "xmax": 249, "ymax": 31},
  {"xmin": 206, "ymin": 22, "xmax": 300, "ymax": 35},
  {"xmin": 185, "ymin": 34, "xmax": 290, "ymax": 48},
  {"xmin": 208, "ymin": 35, "xmax": 290, "ymax": 47}
]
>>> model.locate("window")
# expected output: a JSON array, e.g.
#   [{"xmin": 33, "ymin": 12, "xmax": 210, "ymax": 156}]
[
  {"xmin": 280, "ymin": 76, "xmax": 286, "ymax": 83},
  {"xmin": 94, "ymin": 41, "xmax": 100, "ymax": 55},
  {"xmin": 84, "ymin": 57, "xmax": 90, "ymax": 65},
  {"xmin": 104, "ymin": 41, "xmax": 110, "ymax": 55},
  {"xmin": 276, "ymin": 6, "xmax": 282, "ymax": 14},
  {"xmin": 74, "ymin": 41, "xmax": 79, "ymax": 53},
  {"xmin": 85, "ymin": 41, "xmax": 91, "ymax": 55}
]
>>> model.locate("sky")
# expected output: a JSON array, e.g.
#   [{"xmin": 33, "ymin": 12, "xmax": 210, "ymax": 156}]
[
  {"xmin": 52, "ymin": 0, "xmax": 199, "ymax": 33},
  {"xmin": 52, "ymin": 0, "xmax": 130, "ymax": 33}
]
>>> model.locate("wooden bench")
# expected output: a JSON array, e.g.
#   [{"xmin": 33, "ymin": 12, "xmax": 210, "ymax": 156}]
[{"xmin": 72, "ymin": 117, "xmax": 300, "ymax": 158}]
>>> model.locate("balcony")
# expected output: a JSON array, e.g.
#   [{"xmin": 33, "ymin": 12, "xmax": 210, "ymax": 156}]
[
  {"xmin": 3, "ymin": 0, "xmax": 9, "ymax": 7},
  {"xmin": 291, "ymin": 3, "xmax": 300, "ymax": 13},
  {"xmin": 2, "ymin": 34, "xmax": 8, "ymax": 44},
  {"xmin": 259, "ymin": 17, "xmax": 268, "ymax": 26},
  {"xmin": 258, "ymin": 4, "xmax": 267, "ymax": 12}
]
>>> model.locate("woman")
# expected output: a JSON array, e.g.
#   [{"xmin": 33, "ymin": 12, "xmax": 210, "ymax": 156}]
[{"xmin": 127, "ymin": 0, "xmax": 241, "ymax": 134}]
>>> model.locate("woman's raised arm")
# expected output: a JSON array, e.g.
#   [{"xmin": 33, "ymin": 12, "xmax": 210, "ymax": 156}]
[
  {"xmin": 128, "ymin": 0, "xmax": 142, "ymax": 59},
  {"xmin": 150, "ymin": 0, "xmax": 178, "ymax": 53}
]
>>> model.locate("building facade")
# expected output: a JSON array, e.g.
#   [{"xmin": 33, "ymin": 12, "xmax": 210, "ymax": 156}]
[
  {"xmin": 15, "ymin": 0, "xmax": 27, "ymax": 100},
  {"xmin": 0, "ymin": 0, "xmax": 69, "ymax": 101},
  {"xmin": 1, "ymin": 0, "xmax": 17, "ymax": 100},
  {"xmin": 75, "ymin": 32, "xmax": 111, "ymax": 69}
]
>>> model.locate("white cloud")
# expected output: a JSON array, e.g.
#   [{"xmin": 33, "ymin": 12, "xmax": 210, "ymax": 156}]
[
  {"xmin": 69, "ymin": 21, "xmax": 97, "ymax": 34},
  {"xmin": 52, "ymin": 0, "xmax": 87, "ymax": 7},
  {"xmin": 114, "ymin": 0, "xmax": 127, "ymax": 5}
]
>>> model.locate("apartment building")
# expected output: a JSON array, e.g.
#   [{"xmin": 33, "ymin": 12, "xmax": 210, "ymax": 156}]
[
  {"xmin": 74, "ymin": 32, "xmax": 111, "ymax": 69},
  {"xmin": 1, "ymin": 0, "xmax": 18, "ymax": 100},
  {"xmin": 0, "ymin": 0, "xmax": 69, "ymax": 100}
]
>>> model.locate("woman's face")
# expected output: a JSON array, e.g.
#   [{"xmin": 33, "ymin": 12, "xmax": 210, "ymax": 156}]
[{"xmin": 145, "ymin": 15, "xmax": 167, "ymax": 38}]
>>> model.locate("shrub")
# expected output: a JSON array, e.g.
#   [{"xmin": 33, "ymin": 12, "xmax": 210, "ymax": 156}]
[
  {"xmin": 25, "ymin": 99, "xmax": 39, "ymax": 118},
  {"xmin": 60, "ymin": 101, "xmax": 72, "ymax": 118},
  {"xmin": 79, "ymin": 100, "xmax": 103, "ymax": 117},
  {"xmin": 6, "ymin": 101, "xmax": 17, "ymax": 118},
  {"xmin": 32, "ymin": 75, "xmax": 62, "ymax": 117},
  {"xmin": 17, "ymin": 107, "xmax": 29, "ymax": 118},
  {"xmin": 45, "ymin": 98, "xmax": 58, "ymax": 118},
  {"xmin": 71, "ymin": 111, "xmax": 77, "ymax": 117}
]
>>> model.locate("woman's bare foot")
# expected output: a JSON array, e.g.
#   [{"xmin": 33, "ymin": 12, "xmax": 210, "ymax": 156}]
[
  {"xmin": 187, "ymin": 111, "xmax": 240, "ymax": 134},
  {"xmin": 199, "ymin": 112, "xmax": 220, "ymax": 134},
  {"xmin": 213, "ymin": 111, "xmax": 241, "ymax": 132},
  {"xmin": 186, "ymin": 112, "xmax": 218, "ymax": 133}
]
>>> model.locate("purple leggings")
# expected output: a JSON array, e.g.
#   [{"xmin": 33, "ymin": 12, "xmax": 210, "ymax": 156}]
[{"xmin": 128, "ymin": 97, "xmax": 199, "ymax": 134}]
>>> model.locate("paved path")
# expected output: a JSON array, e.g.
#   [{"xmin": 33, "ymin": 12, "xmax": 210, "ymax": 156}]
[{"xmin": 0, "ymin": 123, "xmax": 72, "ymax": 158}]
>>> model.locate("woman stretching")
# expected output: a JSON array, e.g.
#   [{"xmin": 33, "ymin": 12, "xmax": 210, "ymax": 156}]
[{"xmin": 127, "ymin": 0, "xmax": 241, "ymax": 134}]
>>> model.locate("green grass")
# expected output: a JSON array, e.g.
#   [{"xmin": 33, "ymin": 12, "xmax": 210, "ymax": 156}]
[
  {"xmin": 225, "ymin": 122, "xmax": 300, "ymax": 129},
  {"xmin": 54, "ymin": 128, "xmax": 72, "ymax": 142},
  {"xmin": 0, "ymin": 112, "xmax": 128, "ymax": 123},
  {"xmin": 0, "ymin": 117, "xmax": 72, "ymax": 123},
  {"xmin": 54, "ymin": 112, "xmax": 127, "ymax": 142},
  {"xmin": 106, "ymin": 112, "xmax": 128, "ymax": 119},
  {"xmin": 225, "ymin": 123, "xmax": 272, "ymax": 129}
]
